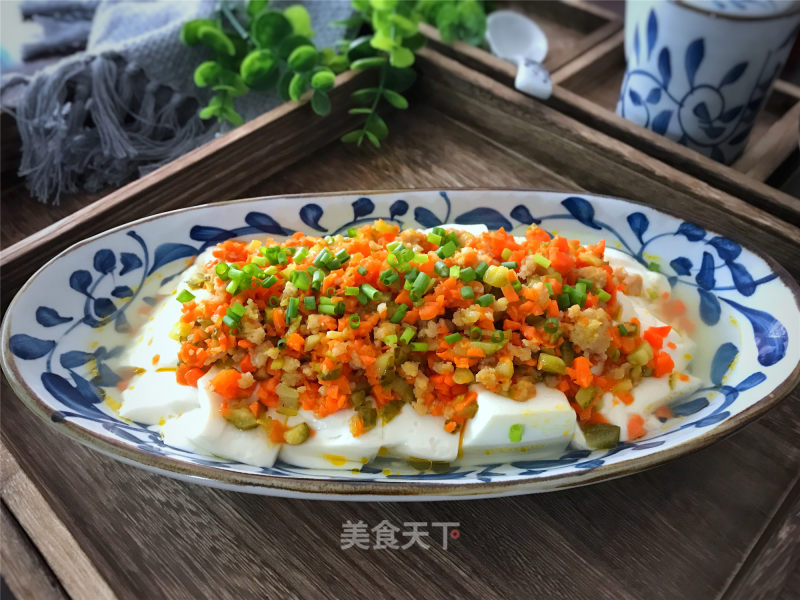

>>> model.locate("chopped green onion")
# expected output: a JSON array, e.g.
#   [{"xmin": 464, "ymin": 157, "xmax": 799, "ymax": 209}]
[
  {"xmin": 577, "ymin": 278, "xmax": 595, "ymax": 290},
  {"xmin": 508, "ymin": 423, "xmax": 524, "ymax": 443},
  {"xmin": 537, "ymin": 353, "xmax": 566, "ymax": 374},
  {"xmin": 327, "ymin": 287, "xmax": 336, "ymax": 297},
  {"xmin": 434, "ymin": 261, "xmax": 449, "ymax": 278},
  {"xmin": 383, "ymin": 334, "xmax": 398, "ymax": 345},
  {"xmin": 400, "ymin": 327, "xmax": 415, "ymax": 345},
  {"xmin": 345, "ymin": 286, "xmax": 360, "ymax": 296},
  {"xmin": 215, "ymin": 262, "xmax": 230, "ymax": 279},
  {"xmin": 334, "ymin": 249, "xmax": 350, "ymax": 264},
  {"xmin": 294, "ymin": 247, "xmax": 309, "ymax": 263},
  {"xmin": 475, "ymin": 261, "xmax": 489, "ymax": 280},
  {"xmin": 334, "ymin": 302, "xmax": 345, "ymax": 317},
  {"xmin": 226, "ymin": 280, "xmax": 239, "ymax": 295},
  {"xmin": 476, "ymin": 293, "xmax": 494, "ymax": 307},
  {"xmin": 512, "ymin": 280, "xmax": 522, "ymax": 292},
  {"xmin": 387, "ymin": 241, "xmax": 400, "ymax": 252},
  {"xmin": 311, "ymin": 269, "xmax": 324, "ymax": 291},
  {"xmin": 459, "ymin": 267, "xmax": 476, "ymax": 283},
  {"xmin": 324, "ymin": 236, "xmax": 334, "ymax": 245},
  {"xmin": 618, "ymin": 324, "xmax": 628, "ymax": 336},
  {"xmin": 319, "ymin": 296, "xmax": 332, "ymax": 305},
  {"xmin": 228, "ymin": 302, "xmax": 246, "ymax": 317},
  {"xmin": 268, "ymin": 296, "xmax": 280, "ymax": 307},
  {"xmin": 291, "ymin": 270, "xmax": 311, "ymax": 291},
  {"xmin": 176, "ymin": 290, "xmax": 195, "ymax": 303},
  {"xmin": 286, "ymin": 297, "xmax": 299, "ymax": 322},
  {"xmin": 410, "ymin": 342, "xmax": 428, "ymax": 352},
  {"xmin": 264, "ymin": 265, "xmax": 279, "ymax": 276},
  {"xmin": 222, "ymin": 315, "xmax": 239, "ymax": 330},
  {"xmin": 469, "ymin": 326, "xmax": 482, "ymax": 340},
  {"xmin": 544, "ymin": 282, "xmax": 554, "ymax": 296},
  {"xmin": 387, "ymin": 254, "xmax": 400, "ymax": 268},
  {"xmin": 597, "ymin": 289, "xmax": 611, "ymax": 302},
  {"xmin": 544, "ymin": 317, "xmax": 560, "ymax": 333},
  {"xmin": 379, "ymin": 269, "xmax": 399, "ymax": 285},
  {"xmin": 347, "ymin": 227, "xmax": 358, "ymax": 238},
  {"xmin": 449, "ymin": 265, "xmax": 461, "ymax": 279},
  {"xmin": 490, "ymin": 330, "xmax": 504, "ymax": 343},
  {"xmin": 313, "ymin": 249, "xmax": 332, "ymax": 269},
  {"xmin": 648, "ymin": 262, "xmax": 661, "ymax": 272},
  {"xmin": 427, "ymin": 232, "xmax": 442, "ymax": 245},
  {"xmin": 304, "ymin": 296, "xmax": 316, "ymax": 311},
  {"xmin": 444, "ymin": 332, "xmax": 462, "ymax": 344},
  {"xmin": 501, "ymin": 248, "xmax": 512, "ymax": 260},
  {"xmin": 403, "ymin": 279, "xmax": 413, "ymax": 291},
  {"xmin": 557, "ymin": 293, "xmax": 571, "ymax": 310},
  {"xmin": 357, "ymin": 266, "xmax": 368, "ymax": 277},
  {"xmin": 357, "ymin": 292, "xmax": 369, "ymax": 305},
  {"xmin": 262, "ymin": 274, "xmax": 278, "ymax": 289},
  {"xmin": 361, "ymin": 283, "xmax": 379, "ymax": 300},
  {"xmin": 251, "ymin": 255, "xmax": 268, "ymax": 267},
  {"xmin": 461, "ymin": 286, "xmax": 475, "ymax": 299},
  {"xmin": 410, "ymin": 272, "xmax": 431, "ymax": 300},
  {"xmin": 404, "ymin": 267, "xmax": 419, "ymax": 283},
  {"xmin": 276, "ymin": 338, "xmax": 287, "ymax": 350},
  {"xmin": 318, "ymin": 304, "xmax": 336, "ymax": 315},
  {"xmin": 349, "ymin": 314, "xmax": 361, "ymax": 329},
  {"xmin": 532, "ymin": 254, "xmax": 551, "ymax": 268},
  {"xmin": 412, "ymin": 253, "xmax": 429, "ymax": 264},
  {"xmin": 390, "ymin": 304, "xmax": 408, "ymax": 323},
  {"xmin": 502, "ymin": 261, "xmax": 519, "ymax": 269},
  {"xmin": 437, "ymin": 241, "xmax": 457, "ymax": 258},
  {"xmin": 432, "ymin": 227, "xmax": 446, "ymax": 237}
]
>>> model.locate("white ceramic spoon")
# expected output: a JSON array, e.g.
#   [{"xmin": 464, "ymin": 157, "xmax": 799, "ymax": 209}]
[{"xmin": 485, "ymin": 10, "xmax": 552, "ymax": 100}]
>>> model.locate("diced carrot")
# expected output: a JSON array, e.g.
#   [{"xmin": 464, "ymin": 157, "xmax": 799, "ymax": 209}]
[
  {"xmin": 248, "ymin": 401, "xmax": 260, "ymax": 418},
  {"xmin": 654, "ymin": 406, "xmax": 673, "ymax": 420},
  {"xmin": 210, "ymin": 368, "xmax": 244, "ymax": 399},
  {"xmin": 627, "ymin": 414, "xmax": 646, "ymax": 440},
  {"xmin": 444, "ymin": 421, "xmax": 457, "ymax": 433},
  {"xmin": 653, "ymin": 351, "xmax": 675, "ymax": 377},
  {"xmin": 238, "ymin": 339, "xmax": 255, "ymax": 349},
  {"xmin": 183, "ymin": 367, "xmax": 205, "ymax": 387},
  {"xmin": 287, "ymin": 333, "xmax": 305, "ymax": 352},
  {"xmin": 240, "ymin": 354, "xmax": 255, "ymax": 373},
  {"xmin": 566, "ymin": 356, "xmax": 593, "ymax": 388}
]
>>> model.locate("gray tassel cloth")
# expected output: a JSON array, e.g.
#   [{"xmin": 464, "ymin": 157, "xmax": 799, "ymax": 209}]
[{"xmin": 2, "ymin": 0, "xmax": 351, "ymax": 204}]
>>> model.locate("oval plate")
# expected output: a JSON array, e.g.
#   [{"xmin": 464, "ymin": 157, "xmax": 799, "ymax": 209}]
[{"xmin": 3, "ymin": 190, "xmax": 799, "ymax": 500}]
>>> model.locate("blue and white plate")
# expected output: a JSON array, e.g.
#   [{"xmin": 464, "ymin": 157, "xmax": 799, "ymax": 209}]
[{"xmin": 3, "ymin": 190, "xmax": 798, "ymax": 500}]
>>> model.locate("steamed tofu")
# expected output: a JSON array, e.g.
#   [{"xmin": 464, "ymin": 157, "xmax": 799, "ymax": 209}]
[
  {"xmin": 118, "ymin": 368, "xmax": 198, "ymax": 423},
  {"xmin": 423, "ymin": 223, "xmax": 489, "ymax": 237},
  {"xmin": 161, "ymin": 371, "xmax": 279, "ymax": 468},
  {"xmin": 381, "ymin": 404, "xmax": 460, "ymax": 463},
  {"xmin": 279, "ymin": 409, "xmax": 383, "ymax": 470},
  {"xmin": 459, "ymin": 384, "xmax": 576, "ymax": 464},
  {"xmin": 604, "ymin": 247, "xmax": 670, "ymax": 298},
  {"xmin": 118, "ymin": 293, "xmax": 184, "ymax": 370}
]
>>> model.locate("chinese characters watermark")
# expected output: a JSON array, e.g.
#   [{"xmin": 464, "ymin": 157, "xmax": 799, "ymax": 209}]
[{"xmin": 340, "ymin": 520, "xmax": 460, "ymax": 550}]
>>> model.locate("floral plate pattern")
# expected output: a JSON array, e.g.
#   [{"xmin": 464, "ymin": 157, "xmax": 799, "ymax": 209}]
[{"xmin": 2, "ymin": 190, "xmax": 799, "ymax": 500}]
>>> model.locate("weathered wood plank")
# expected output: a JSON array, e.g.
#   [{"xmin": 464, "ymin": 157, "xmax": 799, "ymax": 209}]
[{"xmin": 1, "ymin": 501, "xmax": 68, "ymax": 600}]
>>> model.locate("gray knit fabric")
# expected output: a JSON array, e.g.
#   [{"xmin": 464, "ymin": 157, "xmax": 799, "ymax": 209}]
[{"xmin": 3, "ymin": 0, "xmax": 351, "ymax": 203}]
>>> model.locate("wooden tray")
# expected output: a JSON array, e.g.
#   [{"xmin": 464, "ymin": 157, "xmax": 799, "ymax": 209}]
[
  {"xmin": 419, "ymin": 4, "xmax": 800, "ymax": 225},
  {"xmin": 2, "ymin": 46, "xmax": 799, "ymax": 599}
]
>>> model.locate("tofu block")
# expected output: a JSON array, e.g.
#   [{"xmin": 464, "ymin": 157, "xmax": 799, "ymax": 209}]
[{"xmin": 381, "ymin": 404, "xmax": 460, "ymax": 463}]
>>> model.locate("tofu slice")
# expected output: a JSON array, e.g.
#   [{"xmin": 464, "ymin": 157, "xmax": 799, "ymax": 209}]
[
  {"xmin": 605, "ymin": 247, "xmax": 670, "ymax": 298},
  {"xmin": 459, "ymin": 384, "xmax": 576, "ymax": 464},
  {"xmin": 279, "ymin": 409, "xmax": 383, "ymax": 470},
  {"xmin": 161, "ymin": 371, "xmax": 279, "ymax": 468},
  {"xmin": 119, "ymin": 369, "xmax": 199, "ymax": 423},
  {"xmin": 423, "ymin": 223, "xmax": 489, "ymax": 237},
  {"xmin": 381, "ymin": 404, "xmax": 460, "ymax": 463}
]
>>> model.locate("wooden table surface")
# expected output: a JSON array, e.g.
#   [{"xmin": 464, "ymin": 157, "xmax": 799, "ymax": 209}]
[{"xmin": 2, "ymin": 94, "xmax": 799, "ymax": 599}]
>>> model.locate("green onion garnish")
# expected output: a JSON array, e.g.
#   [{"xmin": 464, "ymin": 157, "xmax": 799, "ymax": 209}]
[
  {"xmin": 176, "ymin": 290, "xmax": 195, "ymax": 303},
  {"xmin": 361, "ymin": 283, "xmax": 379, "ymax": 300},
  {"xmin": 544, "ymin": 318, "xmax": 560, "ymax": 333},
  {"xmin": 229, "ymin": 302, "xmax": 246, "ymax": 317},
  {"xmin": 437, "ymin": 241, "xmax": 457, "ymax": 258},
  {"xmin": 618, "ymin": 324, "xmax": 628, "ymax": 336},
  {"xmin": 286, "ymin": 297, "xmax": 299, "ymax": 322},
  {"xmin": 475, "ymin": 262, "xmax": 489, "ymax": 280},
  {"xmin": 222, "ymin": 315, "xmax": 239, "ymax": 330},
  {"xmin": 347, "ymin": 227, "xmax": 358, "ymax": 238},
  {"xmin": 318, "ymin": 304, "xmax": 336, "ymax": 315},
  {"xmin": 597, "ymin": 289, "xmax": 611, "ymax": 302},
  {"xmin": 444, "ymin": 332, "xmax": 462, "ymax": 344},
  {"xmin": 319, "ymin": 296, "xmax": 332, "ymax": 305},
  {"xmin": 276, "ymin": 338, "xmax": 287, "ymax": 350},
  {"xmin": 469, "ymin": 326, "xmax": 482, "ymax": 340},
  {"xmin": 390, "ymin": 304, "xmax": 408, "ymax": 323},
  {"xmin": 404, "ymin": 267, "xmax": 419, "ymax": 283},
  {"xmin": 327, "ymin": 287, "xmax": 336, "ymax": 297},
  {"xmin": 345, "ymin": 286, "xmax": 359, "ymax": 296},
  {"xmin": 379, "ymin": 269, "xmax": 399, "ymax": 286},
  {"xmin": 262, "ymin": 274, "xmax": 278, "ymax": 289},
  {"xmin": 349, "ymin": 314, "xmax": 361, "ymax": 329},
  {"xmin": 449, "ymin": 265, "xmax": 461, "ymax": 279},
  {"xmin": 410, "ymin": 342, "xmax": 428, "ymax": 352},
  {"xmin": 544, "ymin": 282, "xmax": 554, "ymax": 296},
  {"xmin": 434, "ymin": 261, "xmax": 449, "ymax": 278},
  {"xmin": 215, "ymin": 262, "xmax": 230, "ymax": 280},
  {"xmin": 251, "ymin": 255, "xmax": 267, "ymax": 267},
  {"xmin": 410, "ymin": 272, "xmax": 431, "ymax": 300},
  {"xmin": 357, "ymin": 266, "xmax": 368, "ymax": 277},
  {"xmin": 557, "ymin": 293, "xmax": 571, "ymax": 310},
  {"xmin": 357, "ymin": 292, "xmax": 369, "ymax": 305},
  {"xmin": 292, "ymin": 270, "xmax": 311, "ymax": 291},
  {"xmin": 268, "ymin": 296, "xmax": 280, "ymax": 307},
  {"xmin": 334, "ymin": 302, "xmax": 345, "ymax": 317},
  {"xmin": 313, "ymin": 249, "xmax": 332, "ymax": 269},
  {"xmin": 476, "ymin": 294, "xmax": 494, "ymax": 307},
  {"xmin": 511, "ymin": 280, "xmax": 522, "ymax": 292},
  {"xmin": 461, "ymin": 286, "xmax": 475, "ymax": 299},
  {"xmin": 459, "ymin": 267, "xmax": 476, "ymax": 283},
  {"xmin": 311, "ymin": 269, "xmax": 324, "ymax": 291},
  {"xmin": 501, "ymin": 248, "xmax": 512, "ymax": 260},
  {"xmin": 304, "ymin": 296, "xmax": 316, "ymax": 311},
  {"xmin": 334, "ymin": 249, "xmax": 350, "ymax": 264},
  {"xmin": 532, "ymin": 254, "xmax": 550, "ymax": 268},
  {"xmin": 502, "ymin": 261, "xmax": 519, "ymax": 270},
  {"xmin": 432, "ymin": 227, "xmax": 446, "ymax": 237},
  {"xmin": 226, "ymin": 280, "xmax": 239, "ymax": 295},
  {"xmin": 383, "ymin": 334, "xmax": 398, "ymax": 345},
  {"xmin": 412, "ymin": 253, "xmax": 429, "ymax": 264},
  {"xmin": 490, "ymin": 330, "xmax": 505, "ymax": 343},
  {"xmin": 294, "ymin": 247, "xmax": 309, "ymax": 263},
  {"xmin": 400, "ymin": 327, "xmax": 415, "ymax": 345},
  {"xmin": 427, "ymin": 232, "xmax": 442, "ymax": 245}
]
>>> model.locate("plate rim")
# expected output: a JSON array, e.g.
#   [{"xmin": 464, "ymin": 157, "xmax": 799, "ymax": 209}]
[{"xmin": 4, "ymin": 188, "xmax": 800, "ymax": 499}]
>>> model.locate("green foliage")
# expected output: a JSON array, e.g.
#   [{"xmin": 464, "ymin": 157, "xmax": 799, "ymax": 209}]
[{"xmin": 181, "ymin": 0, "xmax": 488, "ymax": 143}]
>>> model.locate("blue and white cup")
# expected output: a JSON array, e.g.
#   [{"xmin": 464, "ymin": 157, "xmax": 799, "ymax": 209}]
[{"xmin": 617, "ymin": 0, "xmax": 800, "ymax": 164}]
